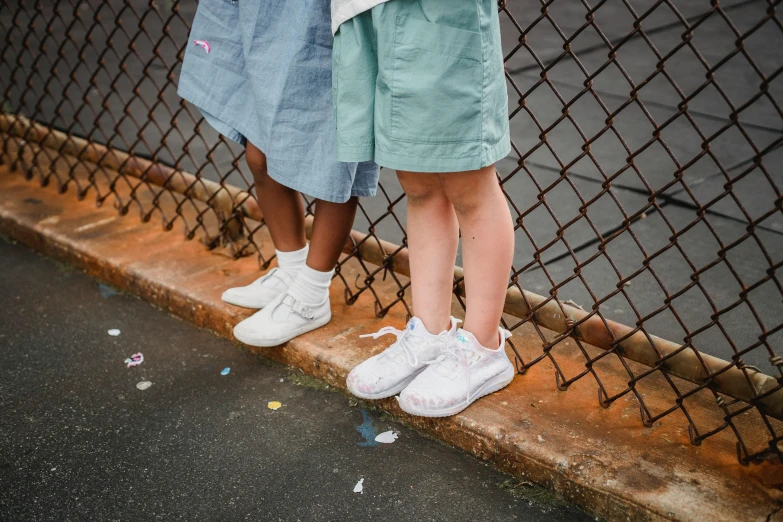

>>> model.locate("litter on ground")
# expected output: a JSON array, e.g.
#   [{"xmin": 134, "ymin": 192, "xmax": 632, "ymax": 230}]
[
  {"xmin": 267, "ymin": 401, "xmax": 282, "ymax": 410},
  {"xmin": 375, "ymin": 430, "xmax": 399, "ymax": 444},
  {"xmin": 353, "ymin": 478, "xmax": 364, "ymax": 494},
  {"xmin": 107, "ymin": 329, "xmax": 121, "ymax": 336},
  {"xmin": 221, "ymin": 367, "xmax": 230, "ymax": 376},
  {"xmin": 124, "ymin": 353, "xmax": 144, "ymax": 367},
  {"xmin": 136, "ymin": 381, "xmax": 153, "ymax": 391},
  {"xmin": 355, "ymin": 409, "xmax": 379, "ymax": 447},
  {"xmin": 98, "ymin": 284, "xmax": 120, "ymax": 299}
]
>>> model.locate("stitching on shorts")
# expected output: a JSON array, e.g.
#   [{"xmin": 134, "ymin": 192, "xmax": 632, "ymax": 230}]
[
  {"xmin": 395, "ymin": 45, "xmax": 481, "ymax": 63},
  {"xmin": 333, "ymin": 30, "xmax": 339, "ymax": 133},
  {"xmin": 390, "ymin": 136, "xmax": 480, "ymax": 144},
  {"xmin": 336, "ymin": 142, "xmax": 375, "ymax": 148},
  {"xmin": 376, "ymin": 144, "xmax": 481, "ymax": 160},
  {"xmin": 475, "ymin": 0, "xmax": 486, "ymax": 166},
  {"xmin": 390, "ymin": 17, "xmax": 400, "ymax": 146}
]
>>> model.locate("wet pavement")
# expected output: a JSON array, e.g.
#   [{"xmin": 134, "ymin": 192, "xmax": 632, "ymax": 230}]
[{"xmin": 0, "ymin": 236, "xmax": 591, "ymax": 521}]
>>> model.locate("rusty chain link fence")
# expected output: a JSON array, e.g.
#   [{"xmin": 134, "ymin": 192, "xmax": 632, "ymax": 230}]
[{"xmin": 1, "ymin": 0, "xmax": 781, "ymax": 465}]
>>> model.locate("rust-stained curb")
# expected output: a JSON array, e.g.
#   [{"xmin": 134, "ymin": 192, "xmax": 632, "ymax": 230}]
[{"xmin": 2, "ymin": 170, "xmax": 782, "ymax": 522}]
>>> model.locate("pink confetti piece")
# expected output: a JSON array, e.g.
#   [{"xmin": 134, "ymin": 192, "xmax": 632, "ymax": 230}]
[{"xmin": 124, "ymin": 352, "xmax": 144, "ymax": 368}]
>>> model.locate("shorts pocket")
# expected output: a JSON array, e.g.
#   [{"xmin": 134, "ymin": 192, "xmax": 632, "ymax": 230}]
[{"xmin": 390, "ymin": 16, "xmax": 483, "ymax": 144}]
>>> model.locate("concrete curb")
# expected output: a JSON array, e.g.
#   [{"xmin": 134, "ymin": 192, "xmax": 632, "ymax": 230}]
[{"xmin": 2, "ymin": 169, "xmax": 781, "ymax": 522}]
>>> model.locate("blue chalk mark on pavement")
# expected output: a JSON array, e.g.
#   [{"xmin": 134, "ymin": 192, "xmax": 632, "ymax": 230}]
[
  {"xmin": 98, "ymin": 283, "xmax": 120, "ymax": 299},
  {"xmin": 355, "ymin": 409, "xmax": 379, "ymax": 447}
]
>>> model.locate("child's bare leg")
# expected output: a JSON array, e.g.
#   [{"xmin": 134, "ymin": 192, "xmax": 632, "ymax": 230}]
[
  {"xmin": 222, "ymin": 143, "xmax": 308, "ymax": 309},
  {"xmin": 396, "ymin": 171, "xmax": 459, "ymax": 334},
  {"xmin": 232, "ymin": 148, "xmax": 356, "ymax": 346},
  {"xmin": 441, "ymin": 165, "xmax": 514, "ymax": 347},
  {"xmin": 246, "ymin": 142, "xmax": 306, "ymax": 252},
  {"xmin": 307, "ymin": 197, "xmax": 358, "ymax": 271}
]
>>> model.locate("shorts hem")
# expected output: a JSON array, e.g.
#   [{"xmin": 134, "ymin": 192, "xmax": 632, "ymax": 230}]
[
  {"xmin": 335, "ymin": 145, "xmax": 375, "ymax": 164},
  {"xmin": 265, "ymin": 167, "xmax": 375, "ymax": 204},
  {"xmin": 484, "ymin": 134, "xmax": 512, "ymax": 170},
  {"xmin": 374, "ymin": 135, "xmax": 510, "ymax": 173},
  {"xmin": 201, "ymin": 114, "xmax": 246, "ymax": 147}
]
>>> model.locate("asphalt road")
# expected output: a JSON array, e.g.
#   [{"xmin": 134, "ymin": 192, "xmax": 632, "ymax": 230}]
[
  {"xmin": 0, "ymin": 236, "xmax": 591, "ymax": 521},
  {"xmin": 1, "ymin": 0, "xmax": 780, "ymax": 372}
]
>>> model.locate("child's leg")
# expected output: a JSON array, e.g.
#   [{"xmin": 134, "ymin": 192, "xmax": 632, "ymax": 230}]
[
  {"xmin": 246, "ymin": 142, "xmax": 306, "ymax": 252},
  {"xmin": 285, "ymin": 197, "xmax": 358, "ymax": 306},
  {"xmin": 307, "ymin": 198, "xmax": 358, "ymax": 272},
  {"xmin": 233, "ymin": 151, "xmax": 361, "ymax": 346},
  {"xmin": 346, "ymin": 171, "xmax": 460, "ymax": 400},
  {"xmin": 221, "ymin": 142, "xmax": 309, "ymax": 310},
  {"xmin": 396, "ymin": 171, "xmax": 459, "ymax": 335},
  {"xmin": 394, "ymin": 165, "xmax": 514, "ymax": 417},
  {"xmin": 247, "ymin": 142, "xmax": 358, "ymax": 272},
  {"xmin": 400, "ymin": 166, "xmax": 513, "ymax": 348},
  {"xmin": 222, "ymin": 143, "xmax": 308, "ymax": 308},
  {"xmin": 440, "ymin": 165, "xmax": 514, "ymax": 347}
]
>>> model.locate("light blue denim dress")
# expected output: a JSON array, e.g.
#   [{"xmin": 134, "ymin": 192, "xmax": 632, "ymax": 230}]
[{"xmin": 177, "ymin": 0, "xmax": 380, "ymax": 203}]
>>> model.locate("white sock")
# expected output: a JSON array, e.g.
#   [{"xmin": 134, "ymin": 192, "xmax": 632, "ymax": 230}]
[
  {"xmin": 275, "ymin": 245, "xmax": 308, "ymax": 276},
  {"xmin": 287, "ymin": 264, "xmax": 334, "ymax": 305}
]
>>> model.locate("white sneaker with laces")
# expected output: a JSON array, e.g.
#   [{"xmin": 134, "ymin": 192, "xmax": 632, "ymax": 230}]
[
  {"xmin": 397, "ymin": 327, "xmax": 515, "ymax": 417},
  {"xmin": 221, "ymin": 268, "xmax": 294, "ymax": 309},
  {"xmin": 232, "ymin": 292, "xmax": 331, "ymax": 347},
  {"xmin": 347, "ymin": 317, "xmax": 460, "ymax": 400}
]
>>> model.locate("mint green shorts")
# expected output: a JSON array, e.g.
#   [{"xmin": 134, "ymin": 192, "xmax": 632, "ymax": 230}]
[{"xmin": 333, "ymin": 0, "xmax": 511, "ymax": 173}]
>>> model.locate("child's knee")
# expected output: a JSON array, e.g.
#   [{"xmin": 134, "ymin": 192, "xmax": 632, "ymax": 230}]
[
  {"xmin": 397, "ymin": 171, "xmax": 444, "ymax": 204},
  {"xmin": 443, "ymin": 168, "xmax": 500, "ymax": 215}
]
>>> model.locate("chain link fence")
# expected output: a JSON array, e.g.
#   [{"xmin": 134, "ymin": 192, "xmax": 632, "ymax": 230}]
[{"xmin": 1, "ymin": 0, "xmax": 781, "ymax": 464}]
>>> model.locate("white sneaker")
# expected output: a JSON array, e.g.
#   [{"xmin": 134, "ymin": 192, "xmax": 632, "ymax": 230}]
[
  {"xmin": 397, "ymin": 327, "xmax": 515, "ymax": 417},
  {"xmin": 221, "ymin": 268, "xmax": 293, "ymax": 309},
  {"xmin": 346, "ymin": 317, "xmax": 460, "ymax": 400},
  {"xmin": 232, "ymin": 292, "xmax": 331, "ymax": 347}
]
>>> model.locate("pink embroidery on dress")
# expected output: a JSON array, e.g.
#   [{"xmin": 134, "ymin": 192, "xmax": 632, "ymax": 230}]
[{"xmin": 193, "ymin": 39, "xmax": 211, "ymax": 54}]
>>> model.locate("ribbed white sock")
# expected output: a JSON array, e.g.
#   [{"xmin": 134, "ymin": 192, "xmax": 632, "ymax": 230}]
[
  {"xmin": 287, "ymin": 264, "xmax": 334, "ymax": 305},
  {"xmin": 275, "ymin": 245, "xmax": 308, "ymax": 276}
]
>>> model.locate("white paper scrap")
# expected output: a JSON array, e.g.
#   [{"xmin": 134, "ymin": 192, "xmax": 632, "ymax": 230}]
[
  {"xmin": 375, "ymin": 431, "xmax": 399, "ymax": 444},
  {"xmin": 353, "ymin": 478, "xmax": 364, "ymax": 494}
]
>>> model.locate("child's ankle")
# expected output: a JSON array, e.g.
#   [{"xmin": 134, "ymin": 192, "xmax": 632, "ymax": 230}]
[
  {"xmin": 417, "ymin": 316, "xmax": 452, "ymax": 336},
  {"xmin": 461, "ymin": 327, "xmax": 501, "ymax": 350},
  {"xmin": 275, "ymin": 244, "xmax": 309, "ymax": 275},
  {"xmin": 287, "ymin": 264, "xmax": 333, "ymax": 305}
]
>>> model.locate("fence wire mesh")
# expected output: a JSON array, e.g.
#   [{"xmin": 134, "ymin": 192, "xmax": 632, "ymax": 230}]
[{"xmin": 1, "ymin": 0, "xmax": 782, "ymax": 464}]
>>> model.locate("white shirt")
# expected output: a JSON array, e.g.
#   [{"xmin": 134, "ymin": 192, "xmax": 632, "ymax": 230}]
[{"xmin": 331, "ymin": 0, "xmax": 391, "ymax": 34}]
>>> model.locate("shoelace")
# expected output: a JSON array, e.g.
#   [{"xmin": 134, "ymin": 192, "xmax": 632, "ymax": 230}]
[
  {"xmin": 360, "ymin": 326, "xmax": 451, "ymax": 367},
  {"xmin": 430, "ymin": 329, "xmax": 513, "ymax": 405}
]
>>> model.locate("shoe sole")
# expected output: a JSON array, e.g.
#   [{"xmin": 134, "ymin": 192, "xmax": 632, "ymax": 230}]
[
  {"xmin": 221, "ymin": 293, "xmax": 276, "ymax": 310},
  {"xmin": 346, "ymin": 370, "xmax": 423, "ymax": 400},
  {"xmin": 397, "ymin": 365, "xmax": 515, "ymax": 418},
  {"xmin": 233, "ymin": 313, "xmax": 332, "ymax": 348}
]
